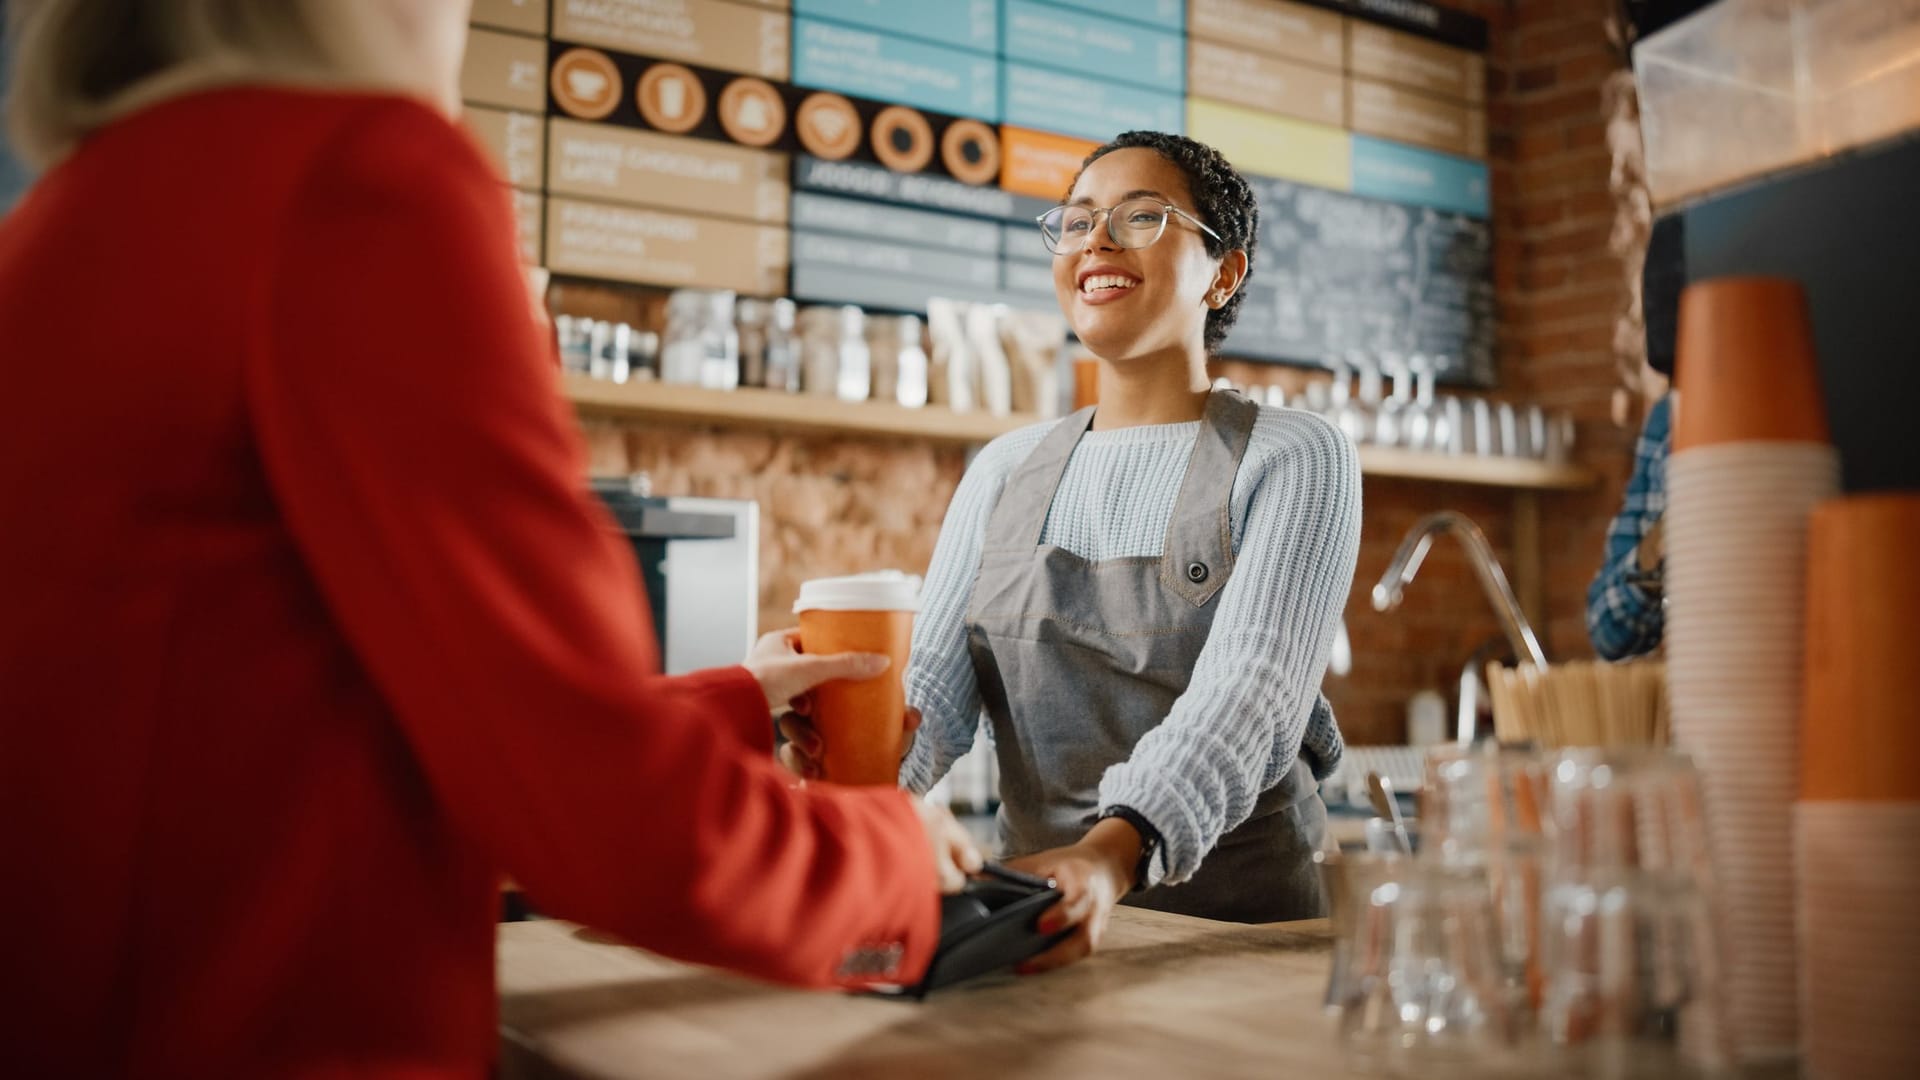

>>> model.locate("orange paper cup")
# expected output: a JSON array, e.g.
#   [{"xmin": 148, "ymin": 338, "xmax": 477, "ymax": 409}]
[
  {"xmin": 1802, "ymin": 494, "xmax": 1920, "ymax": 801},
  {"xmin": 1673, "ymin": 276, "xmax": 1830, "ymax": 451},
  {"xmin": 794, "ymin": 573, "xmax": 919, "ymax": 787}
]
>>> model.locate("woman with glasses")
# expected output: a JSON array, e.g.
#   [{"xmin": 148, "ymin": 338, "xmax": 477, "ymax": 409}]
[{"xmin": 785, "ymin": 132, "xmax": 1361, "ymax": 971}]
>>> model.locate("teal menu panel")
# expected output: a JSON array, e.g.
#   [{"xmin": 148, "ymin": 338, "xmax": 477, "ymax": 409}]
[
  {"xmin": 1002, "ymin": 0, "xmax": 1183, "ymax": 93},
  {"xmin": 795, "ymin": 156, "xmax": 1035, "ymax": 222},
  {"xmin": 791, "ymin": 192, "xmax": 1004, "ymax": 256},
  {"xmin": 792, "ymin": 264, "xmax": 1009, "ymax": 311},
  {"xmin": 1349, "ymin": 135, "xmax": 1491, "ymax": 219},
  {"xmin": 795, "ymin": 0, "xmax": 998, "ymax": 54},
  {"xmin": 792, "ymin": 18, "xmax": 1000, "ymax": 120},
  {"xmin": 1024, "ymin": 0, "xmax": 1183, "ymax": 31},
  {"xmin": 1002, "ymin": 222, "xmax": 1054, "ymax": 265},
  {"xmin": 1002, "ymin": 258, "xmax": 1059, "ymax": 302},
  {"xmin": 792, "ymin": 231, "xmax": 1002, "ymax": 289},
  {"xmin": 1003, "ymin": 63, "xmax": 1182, "ymax": 143}
]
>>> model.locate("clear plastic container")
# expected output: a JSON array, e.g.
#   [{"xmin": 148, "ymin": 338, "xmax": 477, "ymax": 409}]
[{"xmin": 1636, "ymin": 0, "xmax": 1920, "ymax": 207}]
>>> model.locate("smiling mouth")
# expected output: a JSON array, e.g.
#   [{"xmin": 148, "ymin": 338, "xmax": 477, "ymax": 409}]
[{"xmin": 1079, "ymin": 274, "xmax": 1140, "ymax": 297}]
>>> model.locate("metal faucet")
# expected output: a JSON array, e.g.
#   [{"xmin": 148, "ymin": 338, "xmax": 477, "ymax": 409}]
[{"xmin": 1372, "ymin": 511, "xmax": 1549, "ymax": 671}]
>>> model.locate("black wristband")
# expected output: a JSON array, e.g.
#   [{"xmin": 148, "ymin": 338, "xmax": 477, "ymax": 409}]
[{"xmin": 1099, "ymin": 805, "xmax": 1162, "ymax": 890}]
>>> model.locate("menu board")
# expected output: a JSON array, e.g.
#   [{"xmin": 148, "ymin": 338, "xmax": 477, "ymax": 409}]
[
  {"xmin": 546, "ymin": 117, "xmax": 789, "ymax": 223},
  {"xmin": 551, "ymin": 0, "xmax": 791, "ymax": 80},
  {"xmin": 1226, "ymin": 174, "xmax": 1495, "ymax": 385},
  {"xmin": 545, "ymin": 197, "xmax": 789, "ymax": 295},
  {"xmin": 465, "ymin": 106, "xmax": 547, "ymax": 189},
  {"xmin": 791, "ymin": 18, "xmax": 999, "ymax": 119},
  {"xmin": 464, "ymin": 0, "xmax": 1503, "ymax": 383},
  {"xmin": 1001, "ymin": 1, "xmax": 1184, "ymax": 93}
]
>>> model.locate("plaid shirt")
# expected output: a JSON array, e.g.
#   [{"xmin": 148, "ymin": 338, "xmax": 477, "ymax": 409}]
[{"xmin": 1586, "ymin": 394, "xmax": 1670, "ymax": 660}]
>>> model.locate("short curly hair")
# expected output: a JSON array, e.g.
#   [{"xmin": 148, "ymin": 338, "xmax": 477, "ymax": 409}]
[{"xmin": 1071, "ymin": 131, "xmax": 1258, "ymax": 354}]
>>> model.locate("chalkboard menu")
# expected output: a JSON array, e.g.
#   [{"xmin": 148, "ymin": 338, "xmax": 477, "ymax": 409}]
[{"xmin": 1226, "ymin": 174, "xmax": 1495, "ymax": 386}]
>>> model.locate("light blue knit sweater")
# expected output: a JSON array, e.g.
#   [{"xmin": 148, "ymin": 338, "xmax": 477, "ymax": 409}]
[{"xmin": 900, "ymin": 405, "xmax": 1363, "ymax": 885}]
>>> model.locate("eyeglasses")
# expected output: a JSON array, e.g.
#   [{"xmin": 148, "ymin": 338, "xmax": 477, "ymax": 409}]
[{"xmin": 1036, "ymin": 198, "xmax": 1222, "ymax": 256}]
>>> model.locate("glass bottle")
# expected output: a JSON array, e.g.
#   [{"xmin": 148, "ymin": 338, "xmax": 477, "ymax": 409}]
[{"xmin": 762, "ymin": 299, "xmax": 801, "ymax": 393}]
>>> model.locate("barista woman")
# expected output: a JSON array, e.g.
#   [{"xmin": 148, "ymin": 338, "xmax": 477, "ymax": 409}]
[{"xmin": 787, "ymin": 132, "xmax": 1361, "ymax": 971}]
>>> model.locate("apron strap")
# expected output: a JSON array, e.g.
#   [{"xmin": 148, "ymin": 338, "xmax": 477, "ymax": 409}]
[
  {"xmin": 981, "ymin": 406, "xmax": 1098, "ymax": 552},
  {"xmin": 1161, "ymin": 390, "xmax": 1260, "ymax": 607}
]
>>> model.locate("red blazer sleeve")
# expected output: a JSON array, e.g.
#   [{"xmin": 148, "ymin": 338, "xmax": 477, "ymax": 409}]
[{"xmin": 245, "ymin": 99, "xmax": 935, "ymax": 989}]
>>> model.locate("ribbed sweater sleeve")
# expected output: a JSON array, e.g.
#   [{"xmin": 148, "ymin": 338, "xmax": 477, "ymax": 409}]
[
  {"xmin": 1097, "ymin": 412, "xmax": 1361, "ymax": 884},
  {"xmin": 900, "ymin": 424, "xmax": 1053, "ymax": 794}
]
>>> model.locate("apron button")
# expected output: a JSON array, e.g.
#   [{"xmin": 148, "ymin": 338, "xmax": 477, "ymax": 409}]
[{"xmin": 1186, "ymin": 561, "xmax": 1209, "ymax": 583}]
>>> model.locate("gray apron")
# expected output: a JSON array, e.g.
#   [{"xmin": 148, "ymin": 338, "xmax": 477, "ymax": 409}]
[{"xmin": 966, "ymin": 390, "xmax": 1329, "ymax": 924}]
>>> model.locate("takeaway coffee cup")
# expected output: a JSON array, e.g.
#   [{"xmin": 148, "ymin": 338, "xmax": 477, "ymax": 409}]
[{"xmin": 793, "ymin": 572, "xmax": 919, "ymax": 786}]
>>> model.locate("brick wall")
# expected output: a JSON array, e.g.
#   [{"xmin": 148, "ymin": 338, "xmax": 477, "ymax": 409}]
[{"xmin": 566, "ymin": 0, "xmax": 1647, "ymax": 747}]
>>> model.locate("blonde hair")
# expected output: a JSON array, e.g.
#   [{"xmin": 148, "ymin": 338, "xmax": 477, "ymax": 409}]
[{"xmin": 5, "ymin": 0, "xmax": 464, "ymax": 170}]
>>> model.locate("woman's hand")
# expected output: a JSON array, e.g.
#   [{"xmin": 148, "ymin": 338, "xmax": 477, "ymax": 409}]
[
  {"xmin": 917, "ymin": 799, "xmax": 985, "ymax": 893},
  {"xmin": 741, "ymin": 629, "xmax": 888, "ymax": 716},
  {"xmin": 776, "ymin": 707, "xmax": 922, "ymax": 781},
  {"xmin": 1004, "ymin": 817, "xmax": 1142, "ymax": 974}
]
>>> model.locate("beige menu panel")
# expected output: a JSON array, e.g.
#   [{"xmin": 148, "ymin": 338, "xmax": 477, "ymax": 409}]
[
  {"xmin": 461, "ymin": 27, "xmax": 548, "ymax": 112},
  {"xmin": 1188, "ymin": 39, "xmax": 1344, "ymax": 128},
  {"xmin": 512, "ymin": 190, "xmax": 545, "ymax": 264},
  {"xmin": 1187, "ymin": 0, "xmax": 1343, "ymax": 70},
  {"xmin": 545, "ymin": 197, "xmax": 788, "ymax": 294},
  {"xmin": 471, "ymin": 0, "xmax": 549, "ymax": 35},
  {"xmin": 552, "ymin": 0, "xmax": 791, "ymax": 81},
  {"xmin": 1349, "ymin": 78, "xmax": 1487, "ymax": 158},
  {"xmin": 546, "ymin": 118, "xmax": 788, "ymax": 224},
  {"xmin": 1347, "ymin": 21, "xmax": 1484, "ymax": 104},
  {"xmin": 464, "ymin": 106, "xmax": 547, "ymax": 189}
]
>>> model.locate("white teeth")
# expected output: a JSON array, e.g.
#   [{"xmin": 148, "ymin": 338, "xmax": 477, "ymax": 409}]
[{"xmin": 1080, "ymin": 274, "xmax": 1138, "ymax": 294}]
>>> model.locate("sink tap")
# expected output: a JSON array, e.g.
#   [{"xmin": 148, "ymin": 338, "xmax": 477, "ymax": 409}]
[{"xmin": 1371, "ymin": 511, "xmax": 1549, "ymax": 670}]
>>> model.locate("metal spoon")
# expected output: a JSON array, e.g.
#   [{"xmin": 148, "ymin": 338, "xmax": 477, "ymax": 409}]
[{"xmin": 1367, "ymin": 771, "xmax": 1414, "ymax": 855}]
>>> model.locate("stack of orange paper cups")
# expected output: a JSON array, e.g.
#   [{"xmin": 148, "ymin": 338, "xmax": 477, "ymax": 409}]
[
  {"xmin": 1798, "ymin": 494, "xmax": 1920, "ymax": 1080},
  {"xmin": 1664, "ymin": 277, "xmax": 1837, "ymax": 1067}
]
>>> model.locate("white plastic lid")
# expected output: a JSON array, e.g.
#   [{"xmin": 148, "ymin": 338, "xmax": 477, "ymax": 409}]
[{"xmin": 793, "ymin": 571, "xmax": 921, "ymax": 613}]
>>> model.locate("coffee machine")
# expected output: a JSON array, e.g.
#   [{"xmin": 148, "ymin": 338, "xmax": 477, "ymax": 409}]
[{"xmin": 590, "ymin": 476, "xmax": 758, "ymax": 675}]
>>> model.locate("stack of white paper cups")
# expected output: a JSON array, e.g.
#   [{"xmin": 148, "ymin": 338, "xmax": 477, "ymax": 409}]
[{"xmin": 1664, "ymin": 277, "xmax": 1836, "ymax": 1067}]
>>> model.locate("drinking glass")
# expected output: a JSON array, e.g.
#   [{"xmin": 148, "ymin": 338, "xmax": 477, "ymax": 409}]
[
  {"xmin": 1422, "ymin": 744, "xmax": 1554, "ymax": 1024},
  {"xmin": 1332, "ymin": 858, "xmax": 1532, "ymax": 1077},
  {"xmin": 1540, "ymin": 749, "xmax": 1731, "ymax": 1078}
]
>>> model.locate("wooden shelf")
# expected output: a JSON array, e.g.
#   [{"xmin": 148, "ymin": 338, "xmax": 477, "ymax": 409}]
[
  {"xmin": 562, "ymin": 373, "xmax": 1037, "ymax": 445},
  {"xmin": 1356, "ymin": 444, "xmax": 1595, "ymax": 491},
  {"xmin": 562, "ymin": 375, "xmax": 1598, "ymax": 491}
]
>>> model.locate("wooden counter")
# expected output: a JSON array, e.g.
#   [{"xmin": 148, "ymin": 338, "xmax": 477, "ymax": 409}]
[{"xmin": 497, "ymin": 909, "xmax": 1348, "ymax": 1079}]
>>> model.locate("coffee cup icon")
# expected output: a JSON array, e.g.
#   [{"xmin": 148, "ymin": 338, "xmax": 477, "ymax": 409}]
[
  {"xmin": 550, "ymin": 48, "xmax": 621, "ymax": 121},
  {"xmin": 810, "ymin": 110, "xmax": 847, "ymax": 141},
  {"xmin": 638, "ymin": 63, "xmax": 707, "ymax": 134},
  {"xmin": 657, "ymin": 78, "xmax": 686, "ymax": 119},
  {"xmin": 737, "ymin": 97, "xmax": 768, "ymax": 132},
  {"xmin": 719, "ymin": 77, "xmax": 786, "ymax": 148},
  {"xmin": 796, "ymin": 92, "xmax": 861, "ymax": 160},
  {"xmin": 567, "ymin": 69, "xmax": 608, "ymax": 102}
]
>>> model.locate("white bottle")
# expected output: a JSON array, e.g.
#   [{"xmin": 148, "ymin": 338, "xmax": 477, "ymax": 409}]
[{"xmin": 1407, "ymin": 689, "xmax": 1448, "ymax": 747}]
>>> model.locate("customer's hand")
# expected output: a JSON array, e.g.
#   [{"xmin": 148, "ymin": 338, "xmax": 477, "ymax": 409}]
[
  {"xmin": 776, "ymin": 707, "xmax": 921, "ymax": 781},
  {"xmin": 917, "ymin": 799, "xmax": 985, "ymax": 894},
  {"xmin": 1005, "ymin": 820, "xmax": 1139, "ymax": 974},
  {"xmin": 742, "ymin": 629, "xmax": 888, "ymax": 716}
]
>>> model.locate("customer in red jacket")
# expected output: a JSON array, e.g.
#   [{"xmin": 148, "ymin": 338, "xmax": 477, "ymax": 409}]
[{"xmin": 0, "ymin": 2, "xmax": 979, "ymax": 1076}]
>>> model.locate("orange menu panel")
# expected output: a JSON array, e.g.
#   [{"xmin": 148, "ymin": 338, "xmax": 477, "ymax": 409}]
[{"xmin": 999, "ymin": 127, "xmax": 1099, "ymax": 202}]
